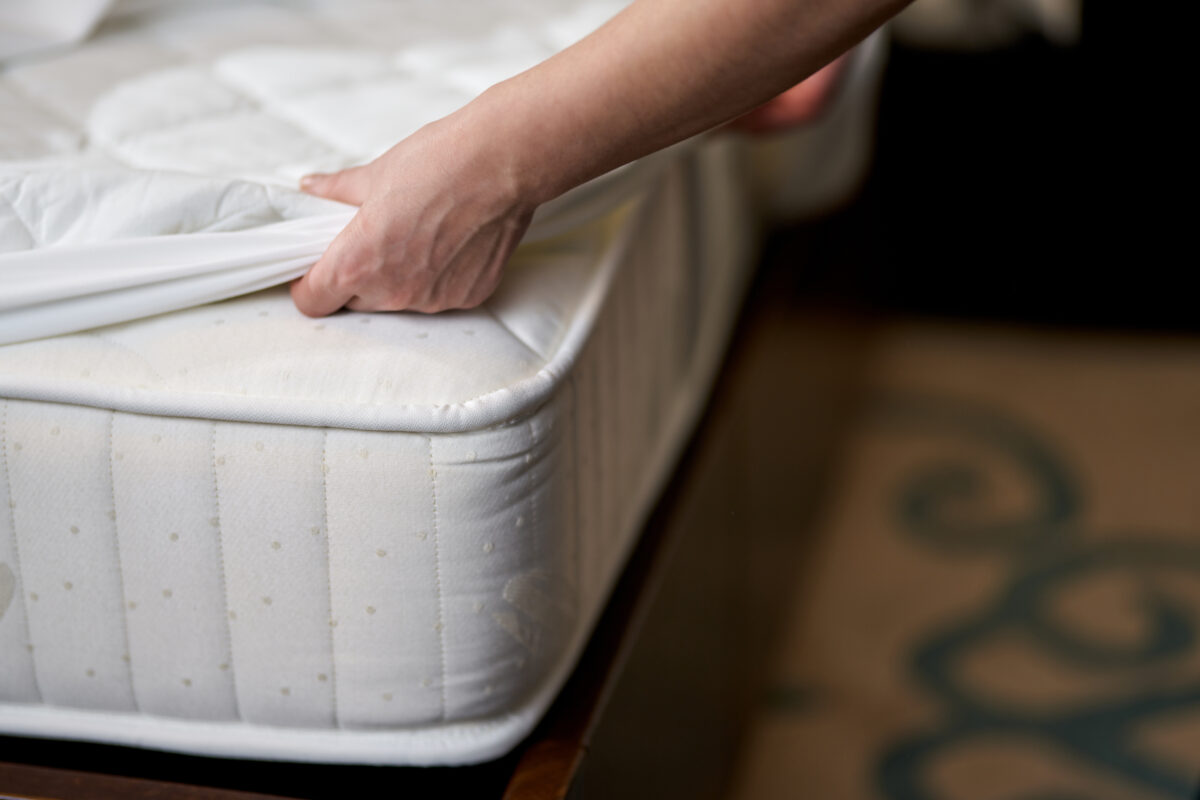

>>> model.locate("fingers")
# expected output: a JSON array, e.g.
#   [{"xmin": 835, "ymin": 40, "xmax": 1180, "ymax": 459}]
[
  {"xmin": 291, "ymin": 162, "xmax": 530, "ymax": 318},
  {"xmin": 300, "ymin": 164, "xmax": 372, "ymax": 206},
  {"xmin": 291, "ymin": 265, "xmax": 353, "ymax": 318},
  {"xmin": 290, "ymin": 215, "xmax": 367, "ymax": 317}
]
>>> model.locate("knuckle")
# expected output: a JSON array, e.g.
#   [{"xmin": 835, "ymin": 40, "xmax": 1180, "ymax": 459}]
[{"xmin": 327, "ymin": 260, "xmax": 363, "ymax": 293}]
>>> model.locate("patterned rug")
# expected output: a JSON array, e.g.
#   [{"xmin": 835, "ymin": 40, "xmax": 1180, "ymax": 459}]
[{"xmin": 727, "ymin": 323, "xmax": 1200, "ymax": 800}]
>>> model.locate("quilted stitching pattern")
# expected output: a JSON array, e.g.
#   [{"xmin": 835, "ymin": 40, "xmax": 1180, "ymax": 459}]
[{"xmin": 0, "ymin": 0, "xmax": 617, "ymax": 186}]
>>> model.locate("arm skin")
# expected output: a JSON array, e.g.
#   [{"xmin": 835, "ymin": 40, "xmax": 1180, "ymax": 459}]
[{"xmin": 291, "ymin": 0, "xmax": 910, "ymax": 317}]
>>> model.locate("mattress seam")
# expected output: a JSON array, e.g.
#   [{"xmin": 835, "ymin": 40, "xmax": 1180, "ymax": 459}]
[
  {"xmin": 319, "ymin": 429, "xmax": 340, "ymax": 728},
  {"xmin": 588, "ymin": 337, "xmax": 603, "ymax": 599},
  {"xmin": 1, "ymin": 399, "xmax": 43, "ymax": 703},
  {"xmin": 106, "ymin": 411, "xmax": 140, "ymax": 712},
  {"xmin": 210, "ymin": 422, "xmax": 242, "ymax": 722},
  {"xmin": 203, "ymin": 65, "xmax": 352, "ymax": 162},
  {"xmin": 299, "ymin": 7, "xmax": 372, "ymax": 47},
  {"xmin": 220, "ymin": 63, "xmax": 400, "ymax": 101},
  {"xmin": 483, "ymin": 305, "xmax": 545, "ymax": 361},
  {"xmin": 568, "ymin": 376, "xmax": 582, "ymax": 614},
  {"xmin": 97, "ymin": 40, "xmax": 319, "ymax": 150},
  {"xmin": 527, "ymin": 420, "xmax": 539, "ymax": 568},
  {"xmin": 211, "ymin": 67, "xmax": 418, "ymax": 162},
  {"xmin": 99, "ymin": 102, "xmax": 257, "ymax": 146},
  {"xmin": 428, "ymin": 438, "xmax": 447, "ymax": 722}
]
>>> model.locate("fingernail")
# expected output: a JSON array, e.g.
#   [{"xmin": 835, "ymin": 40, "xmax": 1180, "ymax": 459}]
[{"xmin": 299, "ymin": 174, "xmax": 320, "ymax": 190}]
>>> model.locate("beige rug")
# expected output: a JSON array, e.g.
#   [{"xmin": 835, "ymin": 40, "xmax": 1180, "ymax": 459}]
[{"xmin": 727, "ymin": 323, "xmax": 1200, "ymax": 800}]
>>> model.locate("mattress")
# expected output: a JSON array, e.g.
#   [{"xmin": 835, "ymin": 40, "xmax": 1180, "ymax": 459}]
[{"xmin": 0, "ymin": 1, "xmax": 758, "ymax": 765}]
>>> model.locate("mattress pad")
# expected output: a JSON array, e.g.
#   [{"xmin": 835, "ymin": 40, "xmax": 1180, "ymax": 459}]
[
  {"xmin": 0, "ymin": 0, "xmax": 759, "ymax": 765},
  {"xmin": 0, "ymin": 0, "xmax": 678, "ymax": 345}
]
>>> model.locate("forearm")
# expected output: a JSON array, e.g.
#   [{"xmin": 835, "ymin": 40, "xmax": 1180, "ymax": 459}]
[
  {"xmin": 458, "ymin": 0, "xmax": 909, "ymax": 206},
  {"xmin": 293, "ymin": 0, "xmax": 911, "ymax": 316}
]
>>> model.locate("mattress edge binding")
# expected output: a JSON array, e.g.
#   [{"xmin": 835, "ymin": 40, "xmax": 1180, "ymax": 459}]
[{"xmin": 0, "ymin": 195, "xmax": 645, "ymax": 435}]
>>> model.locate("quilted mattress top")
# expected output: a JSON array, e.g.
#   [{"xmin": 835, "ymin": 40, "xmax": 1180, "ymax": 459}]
[{"xmin": 0, "ymin": 0, "xmax": 657, "ymax": 433}]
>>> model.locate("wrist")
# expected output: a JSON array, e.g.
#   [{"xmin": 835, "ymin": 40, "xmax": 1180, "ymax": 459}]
[
  {"xmin": 459, "ymin": 72, "xmax": 612, "ymax": 209},
  {"xmin": 436, "ymin": 83, "xmax": 549, "ymax": 212}
]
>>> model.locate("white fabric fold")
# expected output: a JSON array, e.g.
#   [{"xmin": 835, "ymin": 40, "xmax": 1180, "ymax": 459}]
[
  {"xmin": 0, "ymin": 0, "xmax": 682, "ymax": 348},
  {"xmin": 0, "ymin": 148, "xmax": 682, "ymax": 347},
  {"xmin": 0, "ymin": 212, "xmax": 352, "ymax": 344}
]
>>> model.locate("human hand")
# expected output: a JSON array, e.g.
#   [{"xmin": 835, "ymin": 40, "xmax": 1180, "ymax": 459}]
[{"xmin": 291, "ymin": 114, "xmax": 536, "ymax": 317}]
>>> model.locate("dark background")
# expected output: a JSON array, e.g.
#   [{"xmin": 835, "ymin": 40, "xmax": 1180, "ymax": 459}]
[{"xmin": 779, "ymin": 5, "xmax": 1189, "ymax": 330}]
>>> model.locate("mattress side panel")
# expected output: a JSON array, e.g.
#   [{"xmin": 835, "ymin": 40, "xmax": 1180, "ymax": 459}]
[
  {"xmin": 570, "ymin": 156, "xmax": 695, "ymax": 612},
  {"xmin": 323, "ymin": 427, "xmax": 442, "ymax": 727},
  {"xmin": 564, "ymin": 138, "xmax": 757, "ymax": 639},
  {"xmin": 430, "ymin": 397, "xmax": 576, "ymax": 722},
  {"xmin": 3, "ymin": 401, "xmax": 137, "ymax": 711},
  {"xmin": 214, "ymin": 422, "xmax": 336, "ymax": 728},
  {"xmin": 0, "ymin": 400, "xmax": 39, "ymax": 703},
  {"xmin": 111, "ymin": 414, "xmax": 238, "ymax": 721},
  {"xmin": 0, "ymin": 396, "xmax": 576, "ymax": 734}
]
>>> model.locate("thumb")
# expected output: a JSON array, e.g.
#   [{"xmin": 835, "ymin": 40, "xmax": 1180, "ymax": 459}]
[{"xmin": 300, "ymin": 164, "xmax": 371, "ymax": 206}]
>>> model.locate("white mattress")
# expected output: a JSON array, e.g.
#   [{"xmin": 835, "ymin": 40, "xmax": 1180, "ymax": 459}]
[{"xmin": 0, "ymin": 1, "xmax": 758, "ymax": 765}]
